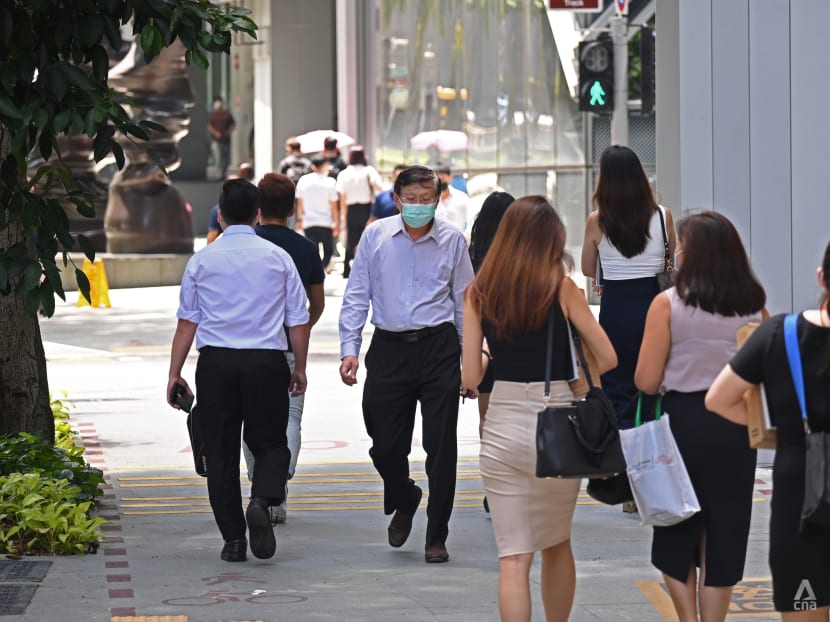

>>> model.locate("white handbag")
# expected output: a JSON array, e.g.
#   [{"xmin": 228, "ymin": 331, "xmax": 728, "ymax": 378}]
[{"xmin": 619, "ymin": 394, "xmax": 700, "ymax": 527}]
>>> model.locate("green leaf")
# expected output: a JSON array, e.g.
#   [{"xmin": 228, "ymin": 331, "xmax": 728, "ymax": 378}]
[
  {"xmin": 112, "ymin": 142, "xmax": 125, "ymax": 169},
  {"xmin": 93, "ymin": 136, "xmax": 111, "ymax": 162},
  {"xmin": 42, "ymin": 260, "xmax": 62, "ymax": 292},
  {"xmin": 46, "ymin": 66, "xmax": 67, "ymax": 101},
  {"xmin": 38, "ymin": 131, "xmax": 53, "ymax": 161},
  {"xmin": 39, "ymin": 282, "xmax": 56, "ymax": 318},
  {"xmin": 75, "ymin": 269, "xmax": 91, "ymax": 305},
  {"xmin": 0, "ymin": 93, "xmax": 22, "ymax": 119},
  {"xmin": 80, "ymin": 15, "xmax": 104, "ymax": 48},
  {"xmin": 192, "ymin": 47, "xmax": 209, "ymax": 70},
  {"xmin": 138, "ymin": 120, "xmax": 166, "ymax": 133},
  {"xmin": 24, "ymin": 288, "xmax": 41, "ymax": 318},
  {"xmin": 91, "ymin": 46, "xmax": 108, "ymax": 83},
  {"xmin": 53, "ymin": 111, "xmax": 71, "ymax": 133},
  {"xmin": 32, "ymin": 107, "xmax": 48, "ymax": 131},
  {"xmin": 77, "ymin": 235, "xmax": 95, "ymax": 262},
  {"xmin": 23, "ymin": 262, "xmax": 42, "ymax": 292}
]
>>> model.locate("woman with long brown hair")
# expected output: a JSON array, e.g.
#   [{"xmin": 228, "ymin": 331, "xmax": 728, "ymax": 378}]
[{"xmin": 461, "ymin": 196, "xmax": 617, "ymax": 622}]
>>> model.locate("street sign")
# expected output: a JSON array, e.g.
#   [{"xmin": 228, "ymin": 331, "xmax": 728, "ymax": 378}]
[
  {"xmin": 548, "ymin": 0, "xmax": 602, "ymax": 12},
  {"xmin": 615, "ymin": 0, "xmax": 629, "ymax": 16}
]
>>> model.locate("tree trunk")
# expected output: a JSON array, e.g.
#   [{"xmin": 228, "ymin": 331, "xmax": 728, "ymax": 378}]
[{"xmin": 0, "ymin": 131, "xmax": 54, "ymax": 443}]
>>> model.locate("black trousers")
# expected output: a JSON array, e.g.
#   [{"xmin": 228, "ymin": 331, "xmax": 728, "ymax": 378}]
[
  {"xmin": 362, "ymin": 323, "xmax": 460, "ymax": 547},
  {"xmin": 304, "ymin": 226, "xmax": 335, "ymax": 269},
  {"xmin": 195, "ymin": 347, "xmax": 290, "ymax": 542},
  {"xmin": 343, "ymin": 203, "xmax": 371, "ymax": 278}
]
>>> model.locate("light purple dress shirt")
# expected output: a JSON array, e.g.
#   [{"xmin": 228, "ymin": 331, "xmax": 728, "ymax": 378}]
[
  {"xmin": 339, "ymin": 215, "xmax": 474, "ymax": 359},
  {"xmin": 177, "ymin": 225, "xmax": 309, "ymax": 351}
]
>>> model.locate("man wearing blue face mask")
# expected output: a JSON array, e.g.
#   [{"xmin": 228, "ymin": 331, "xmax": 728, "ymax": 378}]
[{"xmin": 338, "ymin": 165, "xmax": 475, "ymax": 564}]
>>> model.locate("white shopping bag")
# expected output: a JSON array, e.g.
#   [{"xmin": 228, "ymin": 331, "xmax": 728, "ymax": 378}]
[{"xmin": 619, "ymin": 397, "xmax": 700, "ymax": 527}]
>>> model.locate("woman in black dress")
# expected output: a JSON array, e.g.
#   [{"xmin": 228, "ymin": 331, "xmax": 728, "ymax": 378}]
[
  {"xmin": 635, "ymin": 212, "xmax": 768, "ymax": 622},
  {"xmin": 707, "ymin": 241, "xmax": 830, "ymax": 620}
]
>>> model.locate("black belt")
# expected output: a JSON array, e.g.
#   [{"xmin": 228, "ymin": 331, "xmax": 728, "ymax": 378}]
[{"xmin": 374, "ymin": 323, "xmax": 452, "ymax": 344}]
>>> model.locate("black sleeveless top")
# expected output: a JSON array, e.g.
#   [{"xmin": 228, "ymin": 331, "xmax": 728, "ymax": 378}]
[{"xmin": 483, "ymin": 302, "xmax": 574, "ymax": 383}]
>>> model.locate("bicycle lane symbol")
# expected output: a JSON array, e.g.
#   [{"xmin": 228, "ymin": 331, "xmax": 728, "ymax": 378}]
[{"xmin": 162, "ymin": 573, "xmax": 309, "ymax": 607}]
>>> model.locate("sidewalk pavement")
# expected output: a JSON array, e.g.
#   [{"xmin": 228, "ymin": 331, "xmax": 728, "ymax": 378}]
[{"xmin": 2, "ymin": 283, "xmax": 782, "ymax": 621}]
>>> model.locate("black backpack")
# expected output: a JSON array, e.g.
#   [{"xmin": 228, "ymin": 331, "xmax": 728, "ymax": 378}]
[{"xmin": 281, "ymin": 155, "xmax": 312, "ymax": 185}]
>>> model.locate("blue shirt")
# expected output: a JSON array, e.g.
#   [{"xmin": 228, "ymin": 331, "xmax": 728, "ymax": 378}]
[
  {"xmin": 208, "ymin": 204, "xmax": 222, "ymax": 233},
  {"xmin": 177, "ymin": 225, "xmax": 309, "ymax": 351},
  {"xmin": 339, "ymin": 216, "xmax": 474, "ymax": 358},
  {"xmin": 370, "ymin": 189, "xmax": 398, "ymax": 220}
]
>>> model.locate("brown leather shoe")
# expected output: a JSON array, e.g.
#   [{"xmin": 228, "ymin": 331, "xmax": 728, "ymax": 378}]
[
  {"xmin": 387, "ymin": 485, "xmax": 422, "ymax": 548},
  {"xmin": 424, "ymin": 543, "xmax": 449, "ymax": 563}
]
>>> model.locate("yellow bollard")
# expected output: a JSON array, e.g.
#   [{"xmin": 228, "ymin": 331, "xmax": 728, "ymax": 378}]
[{"xmin": 76, "ymin": 258, "xmax": 112, "ymax": 308}]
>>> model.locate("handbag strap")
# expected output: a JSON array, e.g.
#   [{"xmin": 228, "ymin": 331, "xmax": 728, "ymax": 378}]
[
  {"xmin": 656, "ymin": 206, "xmax": 673, "ymax": 272},
  {"xmin": 569, "ymin": 323, "xmax": 596, "ymax": 391},
  {"xmin": 634, "ymin": 392, "xmax": 663, "ymax": 427},
  {"xmin": 543, "ymin": 304, "xmax": 556, "ymax": 406},
  {"xmin": 783, "ymin": 313, "xmax": 810, "ymax": 433}
]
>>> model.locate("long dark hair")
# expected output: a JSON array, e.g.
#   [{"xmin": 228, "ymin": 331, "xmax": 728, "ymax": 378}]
[
  {"xmin": 469, "ymin": 191, "xmax": 515, "ymax": 272},
  {"xmin": 468, "ymin": 196, "xmax": 573, "ymax": 340},
  {"xmin": 674, "ymin": 212, "xmax": 765, "ymax": 316},
  {"xmin": 593, "ymin": 145, "xmax": 658, "ymax": 257}
]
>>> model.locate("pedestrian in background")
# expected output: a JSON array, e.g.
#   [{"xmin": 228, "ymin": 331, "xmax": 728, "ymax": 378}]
[
  {"xmin": 167, "ymin": 179, "xmax": 310, "ymax": 562},
  {"xmin": 339, "ymin": 165, "xmax": 474, "ymax": 564},
  {"xmin": 706, "ymin": 240, "xmax": 830, "ymax": 619},
  {"xmin": 207, "ymin": 96, "xmax": 235, "ymax": 180},
  {"xmin": 336, "ymin": 146, "xmax": 382, "ymax": 278},
  {"xmin": 367, "ymin": 164, "xmax": 407, "ymax": 225},
  {"xmin": 295, "ymin": 154, "xmax": 339, "ymax": 271},
  {"xmin": 467, "ymin": 191, "xmax": 515, "ymax": 435},
  {"xmin": 581, "ymin": 145, "xmax": 676, "ymax": 436},
  {"xmin": 323, "ymin": 136, "xmax": 347, "ymax": 179},
  {"xmin": 240, "ymin": 172, "xmax": 326, "ymax": 525},
  {"xmin": 635, "ymin": 212, "xmax": 767, "ymax": 622},
  {"xmin": 461, "ymin": 196, "xmax": 617, "ymax": 621},
  {"xmin": 434, "ymin": 161, "xmax": 470, "ymax": 233}
]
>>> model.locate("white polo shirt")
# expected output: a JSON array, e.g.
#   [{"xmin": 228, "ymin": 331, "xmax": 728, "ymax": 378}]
[{"xmin": 296, "ymin": 172, "xmax": 338, "ymax": 228}]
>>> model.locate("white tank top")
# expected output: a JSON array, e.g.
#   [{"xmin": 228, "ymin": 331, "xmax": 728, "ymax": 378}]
[{"xmin": 597, "ymin": 206, "xmax": 666, "ymax": 280}]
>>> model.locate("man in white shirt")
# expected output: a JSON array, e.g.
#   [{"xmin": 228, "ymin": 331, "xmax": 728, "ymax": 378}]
[
  {"xmin": 433, "ymin": 162, "xmax": 470, "ymax": 233},
  {"xmin": 167, "ymin": 179, "xmax": 310, "ymax": 563},
  {"xmin": 295, "ymin": 155, "xmax": 340, "ymax": 270}
]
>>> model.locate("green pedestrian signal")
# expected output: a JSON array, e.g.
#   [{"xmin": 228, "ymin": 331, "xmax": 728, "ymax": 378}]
[
  {"xmin": 578, "ymin": 38, "xmax": 614, "ymax": 113},
  {"xmin": 589, "ymin": 81, "xmax": 607, "ymax": 107}
]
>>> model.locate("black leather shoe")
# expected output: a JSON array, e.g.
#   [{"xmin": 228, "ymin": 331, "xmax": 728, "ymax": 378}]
[
  {"xmin": 424, "ymin": 543, "xmax": 449, "ymax": 563},
  {"xmin": 246, "ymin": 497, "xmax": 276, "ymax": 559},
  {"xmin": 220, "ymin": 539, "xmax": 247, "ymax": 562},
  {"xmin": 387, "ymin": 485, "xmax": 422, "ymax": 548}
]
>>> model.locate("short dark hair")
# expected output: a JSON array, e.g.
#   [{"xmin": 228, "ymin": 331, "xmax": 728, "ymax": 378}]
[
  {"xmin": 674, "ymin": 211, "xmax": 765, "ymax": 316},
  {"xmin": 433, "ymin": 161, "xmax": 451, "ymax": 175},
  {"xmin": 393, "ymin": 164, "xmax": 407, "ymax": 173},
  {"xmin": 219, "ymin": 179, "xmax": 259, "ymax": 225},
  {"xmin": 348, "ymin": 147, "xmax": 368, "ymax": 166},
  {"xmin": 238, "ymin": 163, "xmax": 254, "ymax": 180},
  {"xmin": 286, "ymin": 138, "xmax": 302, "ymax": 152},
  {"xmin": 324, "ymin": 136, "xmax": 338, "ymax": 150},
  {"xmin": 393, "ymin": 165, "xmax": 443, "ymax": 197},
  {"xmin": 310, "ymin": 154, "xmax": 328, "ymax": 169},
  {"xmin": 257, "ymin": 173, "xmax": 295, "ymax": 220}
]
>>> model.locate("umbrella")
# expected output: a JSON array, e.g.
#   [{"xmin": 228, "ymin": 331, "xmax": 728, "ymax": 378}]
[
  {"xmin": 410, "ymin": 129, "xmax": 468, "ymax": 152},
  {"xmin": 295, "ymin": 130, "xmax": 356, "ymax": 154}
]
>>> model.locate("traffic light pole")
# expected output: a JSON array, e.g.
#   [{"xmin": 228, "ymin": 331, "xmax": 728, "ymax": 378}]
[{"xmin": 610, "ymin": 16, "xmax": 628, "ymax": 146}]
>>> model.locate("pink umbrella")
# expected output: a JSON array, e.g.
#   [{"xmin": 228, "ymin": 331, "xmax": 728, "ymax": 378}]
[
  {"xmin": 410, "ymin": 130, "xmax": 468, "ymax": 152},
  {"xmin": 295, "ymin": 130, "xmax": 356, "ymax": 154}
]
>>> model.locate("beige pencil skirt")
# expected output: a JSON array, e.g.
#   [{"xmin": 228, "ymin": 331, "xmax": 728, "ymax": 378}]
[{"xmin": 480, "ymin": 380, "xmax": 580, "ymax": 558}]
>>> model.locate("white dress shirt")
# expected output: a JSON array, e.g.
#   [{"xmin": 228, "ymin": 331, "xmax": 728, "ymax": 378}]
[
  {"xmin": 435, "ymin": 186, "xmax": 470, "ymax": 232},
  {"xmin": 177, "ymin": 225, "xmax": 310, "ymax": 350},
  {"xmin": 338, "ymin": 216, "xmax": 475, "ymax": 358}
]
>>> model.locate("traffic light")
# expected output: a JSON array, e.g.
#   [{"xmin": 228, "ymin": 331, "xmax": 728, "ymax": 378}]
[
  {"xmin": 579, "ymin": 37, "xmax": 614, "ymax": 113},
  {"xmin": 640, "ymin": 27, "xmax": 655, "ymax": 114}
]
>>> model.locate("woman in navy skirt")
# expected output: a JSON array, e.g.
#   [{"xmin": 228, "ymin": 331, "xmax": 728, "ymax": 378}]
[{"xmin": 581, "ymin": 145, "xmax": 676, "ymax": 429}]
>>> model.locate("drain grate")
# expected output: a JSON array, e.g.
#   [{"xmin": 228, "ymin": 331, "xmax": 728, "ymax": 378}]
[
  {"xmin": 0, "ymin": 560, "xmax": 52, "ymax": 582},
  {"xmin": 0, "ymin": 584, "xmax": 37, "ymax": 615}
]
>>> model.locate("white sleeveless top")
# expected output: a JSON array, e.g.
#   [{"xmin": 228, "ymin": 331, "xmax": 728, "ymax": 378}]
[
  {"xmin": 597, "ymin": 206, "xmax": 666, "ymax": 280},
  {"xmin": 661, "ymin": 288, "xmax": 763, "ymax": 393}
]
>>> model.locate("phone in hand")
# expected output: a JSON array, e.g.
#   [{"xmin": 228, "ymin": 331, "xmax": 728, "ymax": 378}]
[{"xmin": 170, "ymin": 383, "xmax": 194, "ymax": 413}]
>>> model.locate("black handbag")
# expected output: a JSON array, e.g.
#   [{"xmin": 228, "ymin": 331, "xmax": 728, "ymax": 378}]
[
  {"xmin": 535, "ymin": 305, "xmax": 626, "ymax": 479},
  {"xmin": 187, "ymin": 405, "xmax": 208, "ymax": 477},
  {"xmin": 656, "ymin": 207, "xmax": 674, "ymax": 291},
  {"xmin": 784, "ymin": 314, "xmax": 830, "ymax": 532}
]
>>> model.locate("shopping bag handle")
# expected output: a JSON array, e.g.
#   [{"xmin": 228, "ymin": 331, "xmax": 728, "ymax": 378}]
[{"xmin": 634, "ymin": 392, "xmax": 663, "ymax": 427}]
